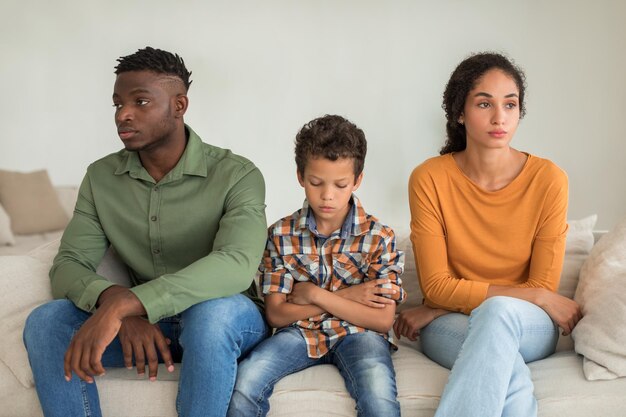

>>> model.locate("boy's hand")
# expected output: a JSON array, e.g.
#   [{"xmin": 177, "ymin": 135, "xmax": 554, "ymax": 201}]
[
  {"xmin": 287, "ymin": 282, "xmax": 320, "ymax": 305},
  {"xmin": 336, "ymin": 278, "xmax": 399, "ymax": 308}
]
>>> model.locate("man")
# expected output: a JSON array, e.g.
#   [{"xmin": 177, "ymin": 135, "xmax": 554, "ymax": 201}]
[{"xmin": 23, "ymin": 47, "xmax": 269, "ymax": 417}]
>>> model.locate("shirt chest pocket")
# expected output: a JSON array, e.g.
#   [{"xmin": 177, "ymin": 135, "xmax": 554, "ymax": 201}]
[
  {"xmin": 283, "ymin": 254, "xmax": 320, "ymax": 282},
  {"xmin": 332, "ymin": 252, "xmax": 370, "ymax": 285}
]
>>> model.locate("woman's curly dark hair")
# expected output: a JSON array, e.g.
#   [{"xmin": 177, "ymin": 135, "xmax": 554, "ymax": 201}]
[
  {"xmin": 295, "ymin": 115, "xmax": 367, "ymax": 180},
  {"xmin": 440, "ymin": 52, "xmax": 527, "ymax": 155}
]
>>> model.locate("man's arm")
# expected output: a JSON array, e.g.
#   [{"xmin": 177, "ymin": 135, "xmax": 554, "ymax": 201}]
[{"xmin": 50, "ymin": 171, "xmax": 116, "ymax": 311}]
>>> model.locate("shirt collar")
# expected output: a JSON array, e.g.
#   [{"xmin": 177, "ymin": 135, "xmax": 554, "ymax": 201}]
[
  {"xmin": 114, "ymin": 124, "xmax": 208, "ymax": 182},
  {"xmin": 297, "ymin": 194, "xmax": 369, "ymax": 238}
]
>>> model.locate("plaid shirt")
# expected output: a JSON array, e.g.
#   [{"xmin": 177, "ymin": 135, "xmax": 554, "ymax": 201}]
[{"xmin": 260, "ymin": 195, "xmax": 406, "ymax": 358}]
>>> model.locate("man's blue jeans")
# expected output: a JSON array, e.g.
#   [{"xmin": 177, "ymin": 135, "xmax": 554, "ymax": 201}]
[
  {"xmin": 227, "ymin": 326, "xmax": 401, "ymax": 417},
  {"xmin": 23, "ymin": 294, "xmax": 269, "ymax": 417},
  {"xmin": 420, "ymin": 296, "xmax": 559, "ymax": 417}
]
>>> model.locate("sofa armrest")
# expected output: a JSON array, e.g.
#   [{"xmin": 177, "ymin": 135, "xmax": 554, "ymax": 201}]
[{"xmin": 0, "ymin": 255, "xmax": 52, "ymax": 387}]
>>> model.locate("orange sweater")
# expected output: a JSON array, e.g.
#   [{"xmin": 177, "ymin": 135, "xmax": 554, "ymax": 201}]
[{"xmin": 408, "ymin": 153, "xmax": 568, "ymax": 314}]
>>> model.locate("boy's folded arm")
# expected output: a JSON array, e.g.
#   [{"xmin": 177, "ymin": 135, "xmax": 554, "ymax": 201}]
[
  {"xmin": 310, "ymin": 287, "xmax": 396, "ymax": 333},
  {"xmin": 264, "ymin": 293, "xmax": 325, "ymax": 328}
]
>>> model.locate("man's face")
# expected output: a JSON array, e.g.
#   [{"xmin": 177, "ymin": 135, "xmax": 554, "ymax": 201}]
[{"xmin": 112, "ymin": 70, "xmax": 183, "ymax": 152}]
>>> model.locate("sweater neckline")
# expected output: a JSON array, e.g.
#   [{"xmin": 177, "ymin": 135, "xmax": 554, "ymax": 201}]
[{"xmin": 446, "ymin": 152, "xmax": 532, "ymax": 194}]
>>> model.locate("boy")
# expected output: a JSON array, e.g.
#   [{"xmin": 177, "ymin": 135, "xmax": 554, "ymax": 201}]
[{"xmin": 227, "ymin": 115, "xmax": 406, "ymax": 417}]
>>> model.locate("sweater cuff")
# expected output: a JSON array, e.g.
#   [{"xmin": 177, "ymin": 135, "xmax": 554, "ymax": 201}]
[{"xmin": 464, "ymin": 281, "xmax": 490, "ymax": 314}]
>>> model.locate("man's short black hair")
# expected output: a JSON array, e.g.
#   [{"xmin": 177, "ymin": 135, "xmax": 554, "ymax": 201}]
[
  {"xmin": 295, "ymin": 115, "xmax": 367, "ymax": 181},
  {"xmin": 114, "ymin": 46, "xmax": 192, "ymax": 91}
]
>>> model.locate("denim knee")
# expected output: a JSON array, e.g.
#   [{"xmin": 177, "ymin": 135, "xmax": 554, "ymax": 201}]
[
  {"xmin": 23, "ymin": 299, "xmax": 82, "ymax": 351},
  {"xmin": 179, "ymin": 294, "xmax": 265, "ymax": 351},
  {"xmin": 472, "ymin": 297, "xmax": 524, "ymax": 323}
]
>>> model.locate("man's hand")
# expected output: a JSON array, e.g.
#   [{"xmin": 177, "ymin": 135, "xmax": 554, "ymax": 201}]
[
  {"xmin": 393, "ymin": 305, "xmax": 449, "ymax": 341},
  {"xmin": 63, "ymin": 306, "xmax": 123, "ymax": 383},
  {"xmin": 64, "ymin": 286, "xmax": 147, "ymax": 383},
  {"xmin": 336, "ymin": 278, "xmax": 399, "ymax": 308},
  {"xmin": 118, "ymin": 316, "xmax": 174, "ymax": 381}
]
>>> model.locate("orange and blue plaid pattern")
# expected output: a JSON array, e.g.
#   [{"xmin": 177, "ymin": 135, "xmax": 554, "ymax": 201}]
[{"xmin": 260, "ymin": 195, "xmax": 406, "ymax": 358}]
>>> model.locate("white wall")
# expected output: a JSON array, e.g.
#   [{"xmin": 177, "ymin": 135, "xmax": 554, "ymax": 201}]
[{"xmin": 1, "ymin": 0, "xmax": 625, "ymax": 230}]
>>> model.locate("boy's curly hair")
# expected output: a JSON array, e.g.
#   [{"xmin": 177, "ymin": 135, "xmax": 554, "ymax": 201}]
[
  {"xmin": 114, "ymin": 46, "xmax": 192, "ymax": 91},
  {"xmin": 295, "ymin": 115, "xmax": 367, "ymax": 180},
  {"xmin": 440, "ymin": 52, "xmax": 526, "ymax": 154}
]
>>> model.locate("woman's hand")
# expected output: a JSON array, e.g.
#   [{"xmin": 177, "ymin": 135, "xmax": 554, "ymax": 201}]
[
  {"xmin": 335, "ymin": 278, "xmax": 399, "ymax": 308},
  {"xmin": 393, "ymin": 305, "xmax": 449, "ymax": 341},
  {"xmin": 535, "ymin": 289, "xmax": 583, "ymax": 335}
]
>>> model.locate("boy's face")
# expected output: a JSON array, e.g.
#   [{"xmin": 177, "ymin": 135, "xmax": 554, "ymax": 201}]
[{"xmin": 297, "ymin": 157, "xmax": 363, "ymax": 233}]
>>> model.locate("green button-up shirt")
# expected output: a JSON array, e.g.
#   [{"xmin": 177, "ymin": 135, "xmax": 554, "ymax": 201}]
[{"xmin": 50, "ymin": 126, "xmax": 267, "ymax": 323}]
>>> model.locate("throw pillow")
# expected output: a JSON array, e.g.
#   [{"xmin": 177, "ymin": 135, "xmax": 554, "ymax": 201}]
[
  {"xmin": 558, "ymin": 215, "xmax": 597, "ymax": 299},
  {"xmin": 572, "ymin": 215, "xmax": 626, "ymax": 380},
  {"xmin": 0, "ymin": 169, "xmax": 69, "ymax": 235},
  {"xmin": 0, "ymin": 255, "xmax": 51, "ymax": 388},
  {"xmin": 0, "ymin": 204, "xmax": 15, "ymax": 246}
]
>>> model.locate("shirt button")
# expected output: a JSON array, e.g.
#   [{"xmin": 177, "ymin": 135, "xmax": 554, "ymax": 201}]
[
  {"xmin": 151, "ymin": 216, "xmax": 157, "ymax": 221},
  {"xmin": 153, "ymin": 249, "xmax": 160, "ymax": 254},
  {"xmin": 153, "ymin": 186, "xmax": 159, "ymax": 192}
]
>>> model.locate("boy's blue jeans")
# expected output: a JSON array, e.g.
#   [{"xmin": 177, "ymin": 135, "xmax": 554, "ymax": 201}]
[
  {"xmin": 420, "ymin": 296, "xmax": 559, "ymax": 417},
  {"xmin": 23, "ymin": 295, "xmax": 269, "ymax": 417},
  {"xmin": 227, "ymin": 326, "xmax": 401, "ymax": 417}
]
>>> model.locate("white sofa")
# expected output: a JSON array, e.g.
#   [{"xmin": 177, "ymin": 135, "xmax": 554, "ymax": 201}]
[{"xmin": 1, "ymin": 190, "xmax": 625, "ymax": 416}]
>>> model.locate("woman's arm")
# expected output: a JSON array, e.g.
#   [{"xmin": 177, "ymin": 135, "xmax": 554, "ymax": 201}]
[
  {"xmin": 485, "ymin": 286, "xmax": 581, "ymax": 334},
  {"xmin": 408, "ymin": 166, "xmax": 489, "ymax": 314}
]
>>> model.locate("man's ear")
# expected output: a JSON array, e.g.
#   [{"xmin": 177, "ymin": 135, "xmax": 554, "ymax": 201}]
[
  {"xmin": 352, "ymin": 172, "xmax": 364, "ymax": 191},
  {"xmin": 174, "ymin": 94, "xmax": 189, "ymax": 118}
]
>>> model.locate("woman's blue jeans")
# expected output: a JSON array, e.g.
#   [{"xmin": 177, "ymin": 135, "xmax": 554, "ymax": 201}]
[
  {"xmin": 227, "ymin": 326, "xmax": 401, "ymax": 417},
  {"xmin": 23, "ymin": 295, "xmax": 269, "ymax": 417},
  {"xmin": 421, "ymin": 296, "xmax": 559, "ymax": 417}
]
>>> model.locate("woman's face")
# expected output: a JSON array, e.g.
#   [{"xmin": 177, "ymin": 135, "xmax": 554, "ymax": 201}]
[{"xmin": 460, "ymin": 69, "xmax": 521, "ymax": 151}]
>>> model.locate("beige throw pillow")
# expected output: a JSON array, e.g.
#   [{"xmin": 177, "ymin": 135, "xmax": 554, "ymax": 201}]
[
  {"xmin": 573, "ymin": 215, "xmax": 626, "ymax": 380},
  {"xmin": 0, "ymin": 170, "xmax": 69, "ymax": 234},
  {"xmin": 558, "ymin": 215, "xmax": 597, "ymax": 299},
  {"xmin": 0, "ymin": 204, "xmax": 15, "ymax": 246}
]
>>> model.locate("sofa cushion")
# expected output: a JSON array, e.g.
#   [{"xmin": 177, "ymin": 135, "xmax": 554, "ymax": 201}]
[
  {"xmin": 573, "ymin": 215, "xmax": 626, "ymax": 380},
  {"xmin": 0, "ymin": 256, "xmax": 51, "ymax": 388},
  {"xmin": 0, "ymin": 204, "xmax": 15, "ymax": 246},
  {"xmin": 0, "ymin": 170, "xmax": 69, "ymax": 235}
]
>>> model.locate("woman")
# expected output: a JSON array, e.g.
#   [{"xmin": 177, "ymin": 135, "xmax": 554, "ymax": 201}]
[{"xmin": 393, "ymin": 52, "xmax": 582, "ymax": 417}]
